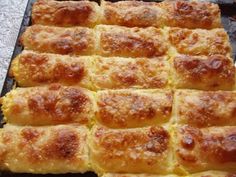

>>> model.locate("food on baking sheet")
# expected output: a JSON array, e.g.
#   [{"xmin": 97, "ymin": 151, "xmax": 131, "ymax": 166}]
[
  {"xmin": 174, "ymin": 125, "xmax": 236, "ymax": 173},
  {"xmin": 11, "ymin": 51, "xmax": 170, "ymax": 90},
  {"xmin": 89, "ymin": 125, "xmax": 173, "ymax": 174},
  {"xmin": 0, "ymin": 124, "xmax": 89, "ymax": 173},
  {"xmin": 91, "ymin": 56, "xmax": 169, "ymax": 90},
  {"xmin": 32, "ymin": 0, "xmax": 101, "ymax": 27},
  {"xmin": 10, "ymin": 50, "xmax": 93, "ymax": 89},
  {"xmin": 1, "ymin": 85, "xmax": 96, "ymax": 126},
  {"xmin": 174, "ymin": 90, "xmax": 236, "ymax": 128},
  {"xmin": 96, "ymin": 89, "xmax": 173, "ymax": 128},
  {"xmin": 97, "ymin": 25, "xmax": 168, "ymax": 58},
  {"xmin": 21, "ymin": 24, "xmax": 168, "ymax": 58},
  {"xmin": 101, "ymin": 0, "xmax": 221, "ymax": 29},
  {"xmin": 102, "ymin": 171, "xmax": 236, "ymax": 177},
  {"xmin": 168, "ymin": 27, "xmax": 231, "ymax": 56},
  {"xmin": 170, "ymin": 55, "xmax": 235, "ymax": 90},
  {"xmin": 21, "ymin": 25, "xmax": 96, "ymax": 55}
]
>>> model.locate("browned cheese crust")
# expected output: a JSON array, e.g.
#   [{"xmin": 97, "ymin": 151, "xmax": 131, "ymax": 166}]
[
  {"xmin": 97, "ymin": 89, "xmax": 173, "ymax": 128},
  {"xmin": 175, "ymin": 90, "xmax": 236, "ymax": 128},
  {"xmin": 175, "ymin": 126, "xmax": 236, "ymax": 173},
  {"xmin": 97, "ymin": 25, "xmax": 168, "ymax": 58},
  {"xmin": 0, "ymin": 124, "xmax": 89, "ymax": 173},
  {"xmin": 32, "ymin": 0, "xmax": 101, "ymax": 27},
  {"xmin": 101, "ymin": 0, "xmax": 221, "ymax": 29},
  {"xmin": 169, "ymin": 27, "xmax": 231, "ymax": 56},
  {"xmin": 21, "ymin": 25, "xmax": 96, "ymax": 55},
  {"xmin": 89, "ymin": 125, "xmax": 172, "ymax": 174},
  {"xmin": 171, "ymin": 55, "xmax": 235, "ymax": 90},
  {"xmin": 1, "ymin": 85, "xmax": 95, "ymax": 126}
]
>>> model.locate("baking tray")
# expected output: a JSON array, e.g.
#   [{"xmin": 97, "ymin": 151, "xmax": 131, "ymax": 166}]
[{"xmin": 0, "ymin": 0, "xmax": 236, "ymax": 176}]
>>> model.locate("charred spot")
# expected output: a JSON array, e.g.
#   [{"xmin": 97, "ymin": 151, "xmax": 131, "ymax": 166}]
[
  {"xmin": 44, "ymin": 128, "xmax": 79, "ymax": 159},
  {"xmin": 52, "ymin": 38, "xmax": 74, "ymax": 54},
  {"xmin": 146, "ymin": 126, "xmax": 169, "ymax": 153},
  {"xmin": 21, "ymin": 128, "xmax": 40, "ymax": 142},
  {"xmin": 28, "ymin": 92, "xmax": 58, "ymax": 114},
  {"xmin": 174, "ymin": 1, "xmax": 194, "ymax": 15},
  {"xmin": 53, "ymin": 62, "xmax": 85, "ymax": 83},
  {"xmin": 60, "ymin": 87, "xmax": 89, "ymax": 114}
]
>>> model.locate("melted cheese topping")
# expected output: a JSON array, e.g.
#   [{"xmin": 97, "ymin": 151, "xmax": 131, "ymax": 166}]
[
  {"xmin": 168, "ymin": 28, "xmax": 231, "ymax": 56},
  {"xmin": 174, "ymin": 90, "xmax": 236, "ymax": 128},
  {"xmin": 32, "ymin": 0, "xmax": 101, "ymax": 27},
  {"xmin": 171, "ymin": 55, "xmax": 235, "ymax": 90},
  {"xmin": 162, "ymin": 1, "xmax": 221, "ymax": 29},
  {"xmin": 21, "ymin": 25, "xmax": 96, "ymax": 55},
  {"xmin": 174, "ymin": 126, "xmax": 236, "ymax": 173},
  {"xmin": 89, "ymin": 125, "xmax": 173, "ymax": 174},
  {"xmin": 97, "ymin": 89, "xmax": 173, "ymax": 128},
  {"xmin": 91, "ymin": 56, "xmax": 169, "ymax": 89},
  {"xmin": 97, "ymin": 25, "xmax": 168, "ymax": 58},
  {"xmin": 10, "ymin": 50, "xmax": 93, "ymax": 89},
  {"xmin": 0, "ymin": 124, "xmax": 89, "ymax": 173},
  {"xmin": 1, "ymin": 85, "xmax": 96, "ymax": 126},
  {"xmin": 101, "ymin": 0, "xmax": 221, "ymax": 29}
]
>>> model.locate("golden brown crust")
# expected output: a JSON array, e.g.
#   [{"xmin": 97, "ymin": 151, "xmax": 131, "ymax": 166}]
[
  {"xmin": 1, "ymin": 85, "xmax": 95, "ymax": 126},
  {"xmin": 101, "ymin": 0, "xmax": 221, "ymax": 29},
  {"xmin": 162, "ymin": 0, "xmax": 221, "ymax": 29},
  {"xmin": 32, "ymin": 0, "xmax": 100, "ymax": 27},
  {"xmin": 101, "ymin": 1, "xmax": 167, "ymax": 28},
  {"xmin": 97, "ymin": 25, "xmax": 168, "ymax": 58},
  {"xmin": 97, "ymin": 89, "xmax": 173, "ymax": 128},
  {"xmin": 0, "ymin": 124, "xmax": 89, "ymax": 173},
  {"xmin": 169, "ymin": 28, "xmax": 231, "ymax": 56},
  {"xmin": 175, "ymin": 90, "xmax": 236, "ymax": 128},
  {"xmin": 11, "ymin": 51, "xmax": 93, "ymax": 88},
  {"xmin": 89, "ymin": 125, "xmax": 172, "ymax": 174},
  {"xmin": 91, "ymin": 56, "xmax": 169, "ymax": 89},
  {"xmin": 21, "ymin": 25, "xmax": 96, "ymax": 55},
  {"xmin": 175, "ymin": 126, "xmax": 236, "ymax": 173},
  {"xmin": 171, "ymin": 55, "xmax": 235, "ymax": 90}
]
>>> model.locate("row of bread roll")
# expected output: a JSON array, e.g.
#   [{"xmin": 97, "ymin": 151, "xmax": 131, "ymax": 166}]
[
  {"xmin": 10, "ymin": 51, "xmax": 235, "ymax": 91},
  {"xmin": 0, "ymin": 124, "xmax": 235, "ymax": 175},
  {"xmin": 32, "ymin": 0, "xmax": 221, "ymax": 30},
  {"xmin": 21, "ymin": 25, "xmax": 231, "ymax": 58},
  {"xmin": 1, "ymin": 85, "xmax": 236, "ymax": 128}
]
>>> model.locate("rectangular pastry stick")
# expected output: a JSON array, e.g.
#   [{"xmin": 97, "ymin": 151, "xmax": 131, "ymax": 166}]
[
  {"xmin": 0, "ymin": 124, "xmax": 89, "ymax": 174},
  {"xmin": 170, "ymin": 55, "xmax": 235, "ymax": 90},
  {"xmin": 11, "ymin": 51, "xmax": 170, "ymax": 90},
  {"xmin": 97, "ymin": 25, "xmax": 168, "ymax": 58},
  {"xmin": 101, "ymin": 0, "xmax": 221, "ymax": 29},
  {"xmin": 96, "ymin": 89, "xmax": 173, "ymax": 128},
  {"xmin": 168, "ymin": 27, "xmax": 231, "ymax": 57},
  {"xmin": 174, "ymin": 90, "xmax": 236, "ymax": 128},
  {"xmin": 1, "ymin": 85, "xmax": 96, "ymax": 126},
  {"xmin": 90, "ymin": 56, "xmax": 169, "ymax": 90},
  {"xmin": 32, "ymin": 0, "xmax": 101, "ymax": 27},
  {"xmin": 89, "ymin": 125, "xmax": 173, "ymax": 174},
  {"xmin": 10, "ymin": 50, "xmax": 93, "ymax": 89},
  {"xmin": 174, "ymin": 125, "xmax": 236, "ymax": 173},
  {"xmin": 21, "ymin": 25, "xmax": 97, "ymax": 55}
]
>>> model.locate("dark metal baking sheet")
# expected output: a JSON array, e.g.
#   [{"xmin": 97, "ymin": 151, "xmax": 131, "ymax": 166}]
[{"xmin": 0, "ymin": 0, "xmax": 236, "ymax": 176}]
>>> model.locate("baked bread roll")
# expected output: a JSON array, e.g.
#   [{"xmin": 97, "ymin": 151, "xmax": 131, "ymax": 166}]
[
  {"xmin": 1, "ymin": 85, "xmax": 96, "ymax": 126},
  {"xmin": 0, "ymin": 124, "xmax": 89, "ymax": 174}
]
